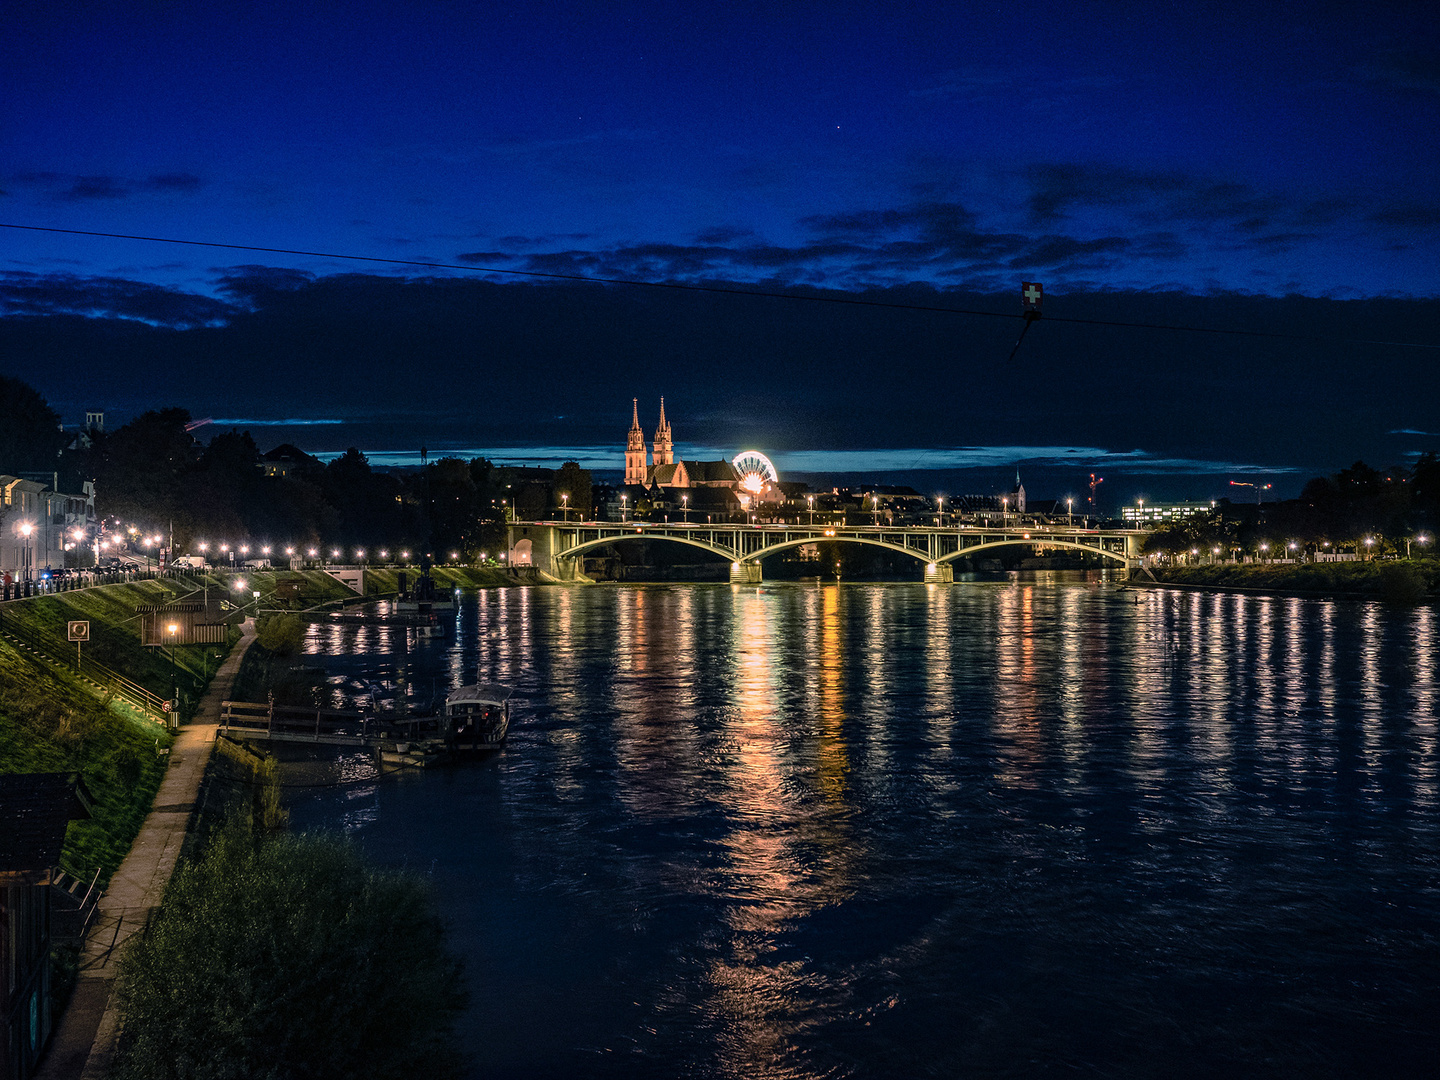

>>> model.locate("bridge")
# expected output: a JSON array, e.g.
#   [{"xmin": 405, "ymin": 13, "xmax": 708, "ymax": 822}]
[{"xmin": 506, "ymin": 520, "xmax": 1146, "ymax": 582}]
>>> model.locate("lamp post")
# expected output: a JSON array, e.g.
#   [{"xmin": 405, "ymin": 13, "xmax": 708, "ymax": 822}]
[
  {"xmin": 683, "ymin": 494, "xmax": 689, "ymax": 524},
  {"xmin": 807, "ymin": 494, "xmax": 814, "ymax": 525},
  {"xmin": 621, "ymin": 493, "xmax": 629, "ymax": 523},
  {"xmin": 561, "ymin": 492, "xmax": 569, "ymax": 522},
  {"xmin": 1066, "ymin": 497, "xmax": 1074, "ymax": 526},
  {"xmin": 1001, "ymin": 496, "xmax": 1008, "ymax": 527},
  {"xmin": 19, "ymin": 521, "xmax": 34, "ymax": 582},
  {"xmin": 166, "ymin": 622, "xmax": 179, "ymax": 715},
  {"xmin": 1259, "ymin": 541, "xmax": 1269, "ymax": 563},
  {"xmin": 1364, "ymin": 536, "xmax": 1375, "ymax": 560},
  {"xmin": 935, "ymin": 495, "xmax": 944, "ymax": 526},
  {"xmin": 872, "ymin": 495, "xmax": 880, "ymax": 526}
]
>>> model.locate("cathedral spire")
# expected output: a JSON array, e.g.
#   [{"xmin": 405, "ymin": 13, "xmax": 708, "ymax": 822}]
[
  {"xmin": 653, "ymin": 397, "xmax": 674, "ymax": 467},
  {"xmin": 625, "ymin": 397, "xmax": 648, "ymax": 485}
]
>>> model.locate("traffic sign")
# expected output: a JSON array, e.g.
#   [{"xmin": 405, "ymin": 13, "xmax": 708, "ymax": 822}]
[{"xmin": 67, "ymin": 621, "xmax": 90, "ymax": 642}]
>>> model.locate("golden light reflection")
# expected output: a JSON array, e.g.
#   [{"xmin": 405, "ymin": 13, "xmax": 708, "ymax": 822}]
[
  {"xmin": 700, "ymin": 585, "xmax": 860, "ymax": 1078},
  {"xmin": 993, "ymin": 583, "xmax": 1042, "ymax": 786},
  {"xmin": 611, "ymin": 587, "xmax": 705, "ymax": 820}
]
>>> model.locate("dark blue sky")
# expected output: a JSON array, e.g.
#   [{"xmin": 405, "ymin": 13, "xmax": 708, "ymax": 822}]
[{"xmin": 3, "ymin": 1, "xmax": 1439, "ymax": 501}]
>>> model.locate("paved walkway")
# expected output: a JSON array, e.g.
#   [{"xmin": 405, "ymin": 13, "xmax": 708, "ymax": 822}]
[{"xmin": 36, "ymin": 620, "xmax": 258, "ymax": 1080}]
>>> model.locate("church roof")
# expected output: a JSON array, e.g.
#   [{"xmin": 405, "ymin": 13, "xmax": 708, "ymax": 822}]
[{"xmin": 685, "ymin": 460, "xmax": 740, "ymax": 483}]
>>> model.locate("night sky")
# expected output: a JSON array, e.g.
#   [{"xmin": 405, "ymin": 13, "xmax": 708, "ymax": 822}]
[{"xmin": 3, "ymin": 1, "xmax": 1438, "ymax": 503}]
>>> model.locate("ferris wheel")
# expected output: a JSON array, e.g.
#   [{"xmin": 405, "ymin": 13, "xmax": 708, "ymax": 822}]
[{"xmin": 732, "ymin": 450, "xmax": 779, "ymax": 494}]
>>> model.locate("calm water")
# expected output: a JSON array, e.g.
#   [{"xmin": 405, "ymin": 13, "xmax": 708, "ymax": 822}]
[{"xmin": 287, "ymin": 578, "xmax": 1440, "ymax": 1078}]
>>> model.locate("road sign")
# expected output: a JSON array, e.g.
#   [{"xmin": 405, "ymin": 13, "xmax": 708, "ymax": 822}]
[
  {"xmin": 162, "ymin": 700, "xmax": 173, "ymax": 713},
  {"xmin": 67, "ymin": 621, "xmax": 90, "ymax": 642}
]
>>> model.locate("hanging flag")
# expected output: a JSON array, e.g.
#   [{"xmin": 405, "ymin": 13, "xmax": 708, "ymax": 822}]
[{"xmin": 1022, "ymin": 281, "xmax": 1043, "ymax": 317}]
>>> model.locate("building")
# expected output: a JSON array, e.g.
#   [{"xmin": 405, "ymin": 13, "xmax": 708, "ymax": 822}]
[
  {"xmin": 1, "ymin": 773, "xmax": 92, "ymax": 1080},
  {"xmin": 0, "ymin": 478, "xmax": 97, "ymax": 581},
  {"xmin": 620, "ymin": 400, "xmax": 743, "ymax": 504},
  {"xmin": 1121, "ymin": 501, "xmax": 1215, "ymax": 524}
]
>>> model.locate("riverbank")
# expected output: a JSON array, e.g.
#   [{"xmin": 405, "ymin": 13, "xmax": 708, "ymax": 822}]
[
  {"xmin": 34, "ymin": 620, "xmax": 258, "ymax": 1080},
  {"xmin": 1144, "ymin": 560, "xmax": 1440, "ymax": 601}
]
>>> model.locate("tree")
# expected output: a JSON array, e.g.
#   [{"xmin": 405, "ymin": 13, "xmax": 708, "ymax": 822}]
[
  {"xmin": 113, "ymin": 822, "xmax": 468, "ymax": 1080},
  {"xmin": 0, "ymin": 375, "xmax": 66, "ymax": 473},
  {"xmin": 89, "ymin": 408, "xmax": 195, "ymax": 524}
]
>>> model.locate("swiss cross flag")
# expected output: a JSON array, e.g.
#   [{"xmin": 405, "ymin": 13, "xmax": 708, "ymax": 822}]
[{"xmin": 1021, "ymin": 282, "xmax": 1043, "ymax": 314}]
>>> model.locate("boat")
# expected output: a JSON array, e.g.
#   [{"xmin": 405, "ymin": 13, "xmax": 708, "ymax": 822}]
[{"xmin": 444, "ymin": 684, "xmax": 513, "ymax": 752}]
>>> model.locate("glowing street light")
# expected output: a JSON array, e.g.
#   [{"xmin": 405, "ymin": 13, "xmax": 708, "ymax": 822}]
[
  {"xmin": 560, "ymin": 492, "xmax": 569, "ymax": 522},
  {"xmin": 807, "ymin": 494, "xmax": 814, "ymax": 525},
  {"xmin": 620, "ymin": 493, "xmax": 629, "ymax": 522}
]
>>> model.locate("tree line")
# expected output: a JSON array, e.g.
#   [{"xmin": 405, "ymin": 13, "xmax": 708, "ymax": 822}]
[
  {"xmin": 1142, "ymin": 458, "xmax": 1440, "ymax": 558},
  {"xmin": 1, "ymin": 377, "xmax": 593, "ymax": 559}
]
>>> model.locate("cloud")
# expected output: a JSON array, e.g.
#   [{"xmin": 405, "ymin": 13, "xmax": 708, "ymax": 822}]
[
  {"xmin": 214, "ymin": 265, "xmax": 316, "ymax": 307},
  {"xmin": 61, "ymin": 175, "xmax": 128, "ymax": 200},
  {"xmin": 1369, "ymin": 203, "xmax": 1440, "ymax": 228},
  {"xmin": 7, "ymin": 170, "xmax": 205, "ymax": 201},
  {"xmin": 0, "ymin": 271, "xmax": 234, "ymax": 327},
  {"xmin": 1358, "ymin": 50, "xmax": 1440, "ymax": 96},
  {"xmin": 210, "ymin": 418, "xmax": 345, "ymax": 426}
]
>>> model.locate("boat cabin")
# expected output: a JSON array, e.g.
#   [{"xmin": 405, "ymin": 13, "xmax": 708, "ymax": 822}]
[{"xmin": 444, "ymin": 684, "xmax": 512, "ymax": 752}]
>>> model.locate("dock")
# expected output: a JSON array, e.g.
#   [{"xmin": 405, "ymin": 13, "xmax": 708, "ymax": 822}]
[{"xmin": 218, "ymin": 700, "xmax": 445, "ymax": 751}]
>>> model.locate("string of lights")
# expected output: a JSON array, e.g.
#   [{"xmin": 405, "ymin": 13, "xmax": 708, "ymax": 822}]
[{"xmin": 3, "ymin": 220, "xmax": 1438, "ymax": 350}]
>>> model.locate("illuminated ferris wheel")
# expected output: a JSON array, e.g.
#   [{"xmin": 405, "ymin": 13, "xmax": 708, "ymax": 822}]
[{"xmin": 731, "ymin": 450, "xmax": 779, "ymax": 495}]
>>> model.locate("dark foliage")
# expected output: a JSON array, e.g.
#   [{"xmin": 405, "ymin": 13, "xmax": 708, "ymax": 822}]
[
  {"xmin": 0, "ymin": 373, "xmax": 67, "ymax": 472},
  {"xmin": 113, "ymin": 822, "xmax": 468, "ymax": 1080}
]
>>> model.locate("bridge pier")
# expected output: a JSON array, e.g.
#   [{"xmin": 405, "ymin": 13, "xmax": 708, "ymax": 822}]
[
  {"xmin": 729, "ymin": 561, "xmax": 763, "ymax": 584},
  {"xmin": 924, "ymin": 562, "xmax": 954, "ymax": 584}
]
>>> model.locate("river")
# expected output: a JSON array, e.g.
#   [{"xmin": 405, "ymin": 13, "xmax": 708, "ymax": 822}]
[{"xmin": 285, "ymin": 576, "xmax": 1439, "ymax": 1078}]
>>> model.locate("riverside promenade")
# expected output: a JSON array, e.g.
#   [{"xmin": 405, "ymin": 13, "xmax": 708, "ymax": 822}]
[{"xmin": 36, "ymin": 620, "xmax": 258, "ymax": 1080}]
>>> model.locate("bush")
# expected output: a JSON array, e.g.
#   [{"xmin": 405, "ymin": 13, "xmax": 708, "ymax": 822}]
[
  {"xmin": 254, "ymin": 613, "xmax": 306, "ymax": 656},
  {"xmin": 1380, "ymin": 562, "xmax": 1429, "ymax": 604},
  {"xmin": 113, "ymin": 822, "xmax": 468, "ymax": 1080}
]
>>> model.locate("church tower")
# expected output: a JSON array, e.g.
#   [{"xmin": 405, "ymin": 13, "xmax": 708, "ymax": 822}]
[
  {"xmin": 653, "ymin": 397, "xmax": 674, "ymax": 467},
  {"xmin": 625, "ymin": 398, "xmax": 648, "ymax": 485}
]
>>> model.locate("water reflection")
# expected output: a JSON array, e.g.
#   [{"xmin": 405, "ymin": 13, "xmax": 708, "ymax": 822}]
[{"xmin": 287, "ymin": 580, "xmax": 1440, "ymax": 1079}]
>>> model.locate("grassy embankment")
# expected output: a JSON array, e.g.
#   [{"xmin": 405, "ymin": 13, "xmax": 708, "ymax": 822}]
[
  {"xmin": 0, "ymin": 577, "xmax": 242, "ymax": 881},
  {"xmin": 1151, "ymin": 560, "xmax": 1440, "ymax": 602}
]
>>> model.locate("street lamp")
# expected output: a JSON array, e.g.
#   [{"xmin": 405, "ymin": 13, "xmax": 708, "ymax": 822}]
[
  {"xmin": 807, "ymin": 494, "xmax": 814, "ymax": 525},
  {"xmin": 1259, "ymin": 541, "xmax": 1269, "ymax": 562},
  {"xmin": 621, "ymin": 493, "xmax": 629, "ymax": 522},
  {"xmin": 683, "ymin": 494, "xmax": 690, "ymax": 523},
  {"xmin": 935, "ymin": 495, "xmax": 944, "ymax": 525},
  {"xmin": 19, "ymin": 521, "xmax": 34, "ymax": 582},
  {"xmin": 561, "ymin": 492, "xmax": 569, "ymax": 522},
  {"xmin": 1066, "ymin": 497, "xmax": 1073, "ymax": 525},
  {"xmin": 1364, "ymin": 536, "xmax": 1375, "ymax": 560},
  {"xmin": 166, "ymin": 622, "xmax": 179, "ymax": 715},
  {"xmin": 872, "ymin": 495, "xmax": 880, "ymax": 526},
  {"xmin": 1001, "ymin": 496, "xmax": 1008, "ymax": 526}
]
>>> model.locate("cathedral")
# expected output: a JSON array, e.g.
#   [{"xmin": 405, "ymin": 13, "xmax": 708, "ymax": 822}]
[{"xmin": 623, "ymin": 399, "xmax": 740, "ymax": 493}]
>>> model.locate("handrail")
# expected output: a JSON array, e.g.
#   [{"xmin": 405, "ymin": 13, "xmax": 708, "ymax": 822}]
[{"xmin": 0, "ymin": 617, "xmax": 170, "ymax": 717}]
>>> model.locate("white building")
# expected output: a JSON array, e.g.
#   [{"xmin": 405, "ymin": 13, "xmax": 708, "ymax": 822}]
[{"xmin": 0, "ymin": 476, "xmax": 97, "ymax": 581}]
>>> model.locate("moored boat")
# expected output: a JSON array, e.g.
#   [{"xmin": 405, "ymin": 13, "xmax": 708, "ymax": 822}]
[{"xmin": 444, "ymin": 684, "xmax": 512, "ymax": 752}]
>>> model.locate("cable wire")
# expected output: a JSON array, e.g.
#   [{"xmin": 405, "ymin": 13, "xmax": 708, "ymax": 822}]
[{"xmin": 3, "ymin": 221, "xmax": 1437, "ymax": 350}]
